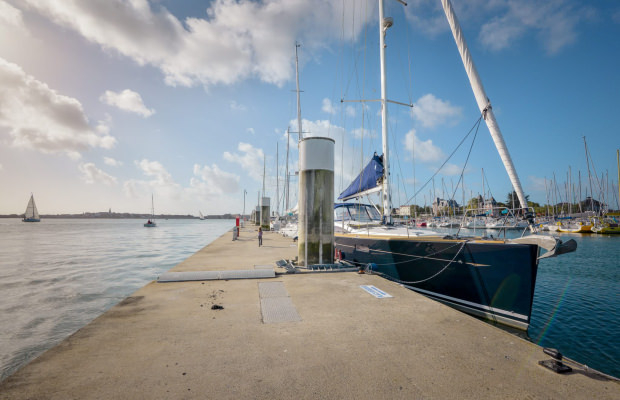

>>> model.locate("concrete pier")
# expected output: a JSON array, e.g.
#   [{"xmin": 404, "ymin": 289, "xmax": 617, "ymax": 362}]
[{"xmin": 0, "ymin": 227, "xmax": 617, "ymax": 399}]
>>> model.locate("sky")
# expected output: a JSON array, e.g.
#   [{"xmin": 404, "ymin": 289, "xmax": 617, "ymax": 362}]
[{"xmin": 1, "ymin": 0, "xmax": 619, "ymax": 216}]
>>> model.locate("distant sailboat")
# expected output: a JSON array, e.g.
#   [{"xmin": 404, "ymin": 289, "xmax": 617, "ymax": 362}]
[
  {"xmin": 23, "ymin": 194, "xmax": 41, "ymax": 222},
  {"xmin": 144, "ymin": 194, "xmax": 157, "ymax": 227},
  {"xmin": 199, "ymin": 211, "xmax": 205, "ymax": 220}
]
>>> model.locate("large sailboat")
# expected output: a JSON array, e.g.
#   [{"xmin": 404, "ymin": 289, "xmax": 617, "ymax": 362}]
[
  {"xmin": 22, "ymin": 194, "xmax": 40, "ymax": 222},
  {"xmin": 333, "ymin": 0, "xmax": 577, "ymax": 331}
]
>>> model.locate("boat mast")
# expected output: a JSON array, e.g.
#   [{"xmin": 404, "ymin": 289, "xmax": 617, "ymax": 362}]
[
  {"xmin": 295, "ymin": 42, "xmax": 303, "ymax": 143},
  {"xmin": 440, "ymin": 0, "xmax": 528, "ymax": 213},
  {"xmin": 617, "ymin": 149, "xmax": 620, "ymax": 211},
  {"xmin": 262, "ymin": 154, "xmax": 266, "ymax": 198},
  {"xmin": 276, "ymin": 142, "xmax": 279, "ymax": 215},
  {"xmin": 379, "ymin": 0, "xmax": 392, "ymax": 223},
  {"xmin": 583, "ymin": 136, "xmax": 595, "ymax": 213},
  {"xmin": 286, "ymin": 127, "xmax": 290, "ymax": 212}
]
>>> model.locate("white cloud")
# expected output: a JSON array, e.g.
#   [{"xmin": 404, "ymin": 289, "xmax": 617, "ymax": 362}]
[
  {"xmin": 0, "ymin": 58, "xmax": 116, "ymax": 158},
  {"xmin": 20, "ymin": 0, "xmax": 370, "ymax": 89},
  {"xmin": 247, "ymin": 128, "xmax": 255, "ymax": 135},
  {"xmin": 124, "ymin": 159, "xmax": 180, "ymax": 199},
  {"xmin": 351, "ymin": 127, "xmax": 377, "ymax": 139},
  {"xmin": 440, "ymin": 163, "xmax": 464, "ymax": 176},
  {"xmin": 411, "ymin": 94, "xmax": 461, "ymax": 129},
  {"xmin": 403, "ymin": 129, "xmax": 444, "ymax": 163},
  {"xmin": 123, "ymin": 159, "xmax": 241, "ymax": 213},
  {"xmin": 135, "ymin": 159, "xmax": 175, "ymax": 186},
  {"xmin": 0, "ymin": 1, "xmax": 25, "ymax": 29},
  {"xmin": 478, "ymin": 0, "xmax": 592, "ymax": 55},
  {"xmin": 346, "ymin": 105, "xmax": 356, "ymax": 117},
  {"xmin": 404, "ymin": 0, "xmax": 449, "ymax": 36},
  {"xmin": 527, "ymin": 175, "xmax": 548, "ymax": 192},
  {"xmin": 406, "ymin": 0, "xmax": 590, "ymax": 55},
  {"xmin": 103, "ymin": 157, "xmax": 122, "ymax": 167},
  {"xmin": 79, "ymin": 162, "xmax": 117, "ymax": 185},
  {"xmin": 322, "ymin": 98, "xmax": 336, "ymax": 114},
  {"xmin": 191, "ymin": 164, "xmax": 239, "ymax": 195},
  {"xmin": 223, "ymin": 142, "xmax": 264, "ymax": 181},
  {"xmin": 230, "ymin": 101, "xmax": 246, "ymax": 111},
  {"xmin": 100, "ymin": 89, "xmax": 154, "ymax": 117}
]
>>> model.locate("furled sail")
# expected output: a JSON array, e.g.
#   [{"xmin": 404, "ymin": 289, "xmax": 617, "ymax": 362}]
[
  {"xmin": 441, "ymin": 0, "xmax": 528, "ymax": 211},
  {"xmin": 338, "ymin": 153, "xmax": 384, "ymax": 201}
]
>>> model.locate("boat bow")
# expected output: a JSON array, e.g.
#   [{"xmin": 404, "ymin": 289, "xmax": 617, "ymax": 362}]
[{"xmin": 509, "ymin": 236, "xmax": 577, "ymax": 259}]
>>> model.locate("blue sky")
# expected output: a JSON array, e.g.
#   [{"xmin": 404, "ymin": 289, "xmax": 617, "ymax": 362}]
[{"xmin": 1, "ymin": 0, "xmax": 619, "ymax": 215}]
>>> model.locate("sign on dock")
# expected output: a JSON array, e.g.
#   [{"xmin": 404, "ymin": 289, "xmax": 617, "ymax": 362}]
[{"xmin": 360, "ymin": 285, "xmax": 393, "ymax": 298}]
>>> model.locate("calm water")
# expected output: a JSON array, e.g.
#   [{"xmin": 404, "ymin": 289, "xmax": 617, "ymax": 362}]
[
  {"xmin": 529, "ymin": 232, "xmax": 619, "ymax": 377},
  {"xmin": 0, "ymin": 220, "xmax": 618, "ymax": 381},
  {"xmin": 0, "ymin": 218, "xmax": 233, "ymax": 382}
]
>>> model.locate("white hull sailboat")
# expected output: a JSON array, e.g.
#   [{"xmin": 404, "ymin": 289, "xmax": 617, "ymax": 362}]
[
  {"xmin": 144, "ymin": 194, "xmax": 157, "ymax": 227},
  {"xmin": 22, "ymin": 194, "xmax": 40, "ymax": 222}
]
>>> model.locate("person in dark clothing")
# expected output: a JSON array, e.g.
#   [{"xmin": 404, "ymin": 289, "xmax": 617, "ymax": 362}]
[{"xmin": 258, "ymin": 227, "xmax": 263, "ymax": 247}]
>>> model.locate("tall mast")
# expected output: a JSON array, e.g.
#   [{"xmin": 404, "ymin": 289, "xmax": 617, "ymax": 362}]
[
  {"xmin": 583, "ymin": 136, "xmax": 595, "ymax": 212},
  {"xmin": 276, "ymin": 142, "xmax": 279, "ymax": 215},
  {"xmin": 295, "ymin": 42, "xmax": 303, "ymax": 143},
  {"xmin": 379, "ymin": 0, "xmax": 392, "ymax": 223},
  {"xmin": 262, "ymin": 154, "xmax": 266, "ymax": 198},
  {"xmin": 617, "ymin": 149, "xmax": 620, "ymax": 210},
  {"xmin": 441, "ymin": 0, "xmax": 528, "ymax": 213},
  {"xmin": 285, "ymin": 127, "xmax": 290, "ymax": 212}
]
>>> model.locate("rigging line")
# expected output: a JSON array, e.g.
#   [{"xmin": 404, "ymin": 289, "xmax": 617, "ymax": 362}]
[
  {"xmin": 366, "ymin": 240, "xmax": 469, "ymax": 284},
  {"xmin": 406, "ymin": 113, "xmax": 484, "ymax": 206},
  {"xmin": 481, "ymin": 167, "xmax": 496, "ymax": 205},
  {"xmin": 444, "ymin": 115, "xmax": 483, "ymax": 212},
  {"xmin": 357, "ymin": 0, "xmax": 370, "ymax": 205},
  {"xmin": 339, "ymin": 238, "xmax": 469, "ymax": 266},
  {"xmin": 391, "ymin": 117, "xmax": 409, "ymax": 208},
  {"xmin": 448, "ymin": 119, "xmax": 482, "ymax": 210},
  {"xmin": 585, "ymin": 137, "xmax": 604, "ymax": 201}
]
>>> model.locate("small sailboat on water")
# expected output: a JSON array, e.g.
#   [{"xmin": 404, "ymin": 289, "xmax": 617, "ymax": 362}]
[
  {"xmin": 199, "ymin": 211, "xmax": 205, "ymax": 220},
  {"xmin": 144, "ymin": 194, "xmax": 157, "ymax": 227},
  {"xmin": 23, "ymin": 194, "xmax": 41, "ymax": 222}
]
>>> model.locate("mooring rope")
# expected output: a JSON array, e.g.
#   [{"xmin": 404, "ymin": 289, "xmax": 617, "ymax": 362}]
[{"xmin": 364, "ymin": 240, "xmax": 469, "ymax": 285}]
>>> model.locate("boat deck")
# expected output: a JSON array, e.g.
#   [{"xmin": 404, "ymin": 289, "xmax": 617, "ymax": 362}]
[{"xmin": 0, "ymin": 226, "xmax": 617, "ymax": 399}]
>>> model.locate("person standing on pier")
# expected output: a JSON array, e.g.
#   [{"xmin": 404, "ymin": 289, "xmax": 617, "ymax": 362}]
[{"xmin": 258, "ymin": 227, "xmax": 263, "ymax": 247}]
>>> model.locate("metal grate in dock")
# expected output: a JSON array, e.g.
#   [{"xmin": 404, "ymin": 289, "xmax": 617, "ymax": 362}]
[{"xmin": 258, "ymin": 282, "xmax": 301, "ymax": 324}]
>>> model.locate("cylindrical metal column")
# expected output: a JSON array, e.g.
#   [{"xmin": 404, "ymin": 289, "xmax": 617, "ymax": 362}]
[
  {"xmin": 254, "ymin": 206, "xmax": 260, "ymax": 226},
  {"xmin": 298, "ymin": 137, "xmax": 334, "ymax": 267},
  {"xmin": 260, "ymin": 198, "xmax": 270, "ymax": 230}
]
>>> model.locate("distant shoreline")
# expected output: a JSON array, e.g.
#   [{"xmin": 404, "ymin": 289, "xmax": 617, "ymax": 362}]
[{"xmin": 0, "ymin": 213, "xmax": 246, "ymax": 220}]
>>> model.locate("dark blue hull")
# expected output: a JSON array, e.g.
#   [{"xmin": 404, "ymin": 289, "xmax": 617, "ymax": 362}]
[{"xmin": 335, "ymin": 234, "xmax": 539, "ymax": 330}]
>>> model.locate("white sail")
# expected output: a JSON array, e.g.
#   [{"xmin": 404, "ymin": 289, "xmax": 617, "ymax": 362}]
[
  {"xmin": 440, "ymin": 0, "xmax": 528, "ymax": 211},
  {"xmin": 24, "ymin": 194, "xmax": 39, "ymax": 220}
]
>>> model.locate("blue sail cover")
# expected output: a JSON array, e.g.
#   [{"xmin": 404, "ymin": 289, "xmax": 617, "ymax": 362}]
[{"xmin": 338, "ymin": 153, "xmax": 384, "ymax": 200}]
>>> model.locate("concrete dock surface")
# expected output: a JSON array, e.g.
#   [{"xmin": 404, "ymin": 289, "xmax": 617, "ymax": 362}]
[{"xmin": 1, "ymin": 226, "xmax": 617, "ymax": 399}]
